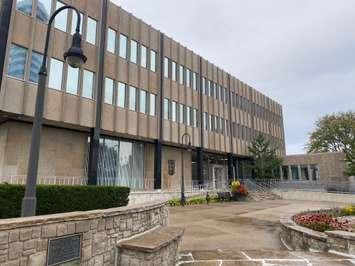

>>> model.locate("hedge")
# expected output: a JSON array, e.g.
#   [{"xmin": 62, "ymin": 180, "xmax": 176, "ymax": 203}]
[{"xmin": 0, "ymin": 184, "xmax": 130, "ymax": 219}]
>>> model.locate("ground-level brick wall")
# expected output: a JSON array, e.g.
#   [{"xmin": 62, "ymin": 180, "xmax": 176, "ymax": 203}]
[{"xmin": 0, "ymin": 201, "xmax": 168, "ymax": 265}]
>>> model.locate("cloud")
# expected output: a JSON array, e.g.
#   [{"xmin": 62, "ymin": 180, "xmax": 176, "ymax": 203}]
[{"xmin": 113, "ymin": 0, "xmax": 355, "ymax": 154}]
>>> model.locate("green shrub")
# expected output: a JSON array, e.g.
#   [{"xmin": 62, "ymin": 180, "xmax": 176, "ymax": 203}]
[
  {"xmin": 0, "ymin": 184, "xmax": 130, "ymax": 219},
  {"xmin": 167, "ymin": 195, "xmax": 222, "ymax": 206}
]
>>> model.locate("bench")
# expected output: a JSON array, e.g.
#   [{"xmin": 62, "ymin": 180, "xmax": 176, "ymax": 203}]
[{"xmin": 116, "ymin": 226, "xmax": 184, "ymax": 266}]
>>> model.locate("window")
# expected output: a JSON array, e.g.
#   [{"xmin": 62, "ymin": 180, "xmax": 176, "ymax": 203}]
[
  {"xmin": 140, "ymin": 45, "xmax": 147, "ymax": 68},
  {"xmin": 29, "ymin": 51, "xmax": 43, "ymax": 83},
  {"xmin": 225, "ymin": 88, "xmax": 228, "ymax": 104},
  {"xmin": 208, "ymin": 80, "xmax": 212, "ymax": 97},
  {"xmin": 71, "ymin": 12, "xmax": 83, "ymax": 35},
  {"xmin": 82, "ymin": 70, "xmax": 94, "ymax": 99},
  {"xmin": 171, "ymin": 101, "xmax": 177, "ymax": 122},
  {"xmin": 164, "ymin": 57, "xmax": 169, "ymax": 78},
  {"xmin": 87, "ymin": 17, "xmax": 97, "ymax": 45},
  {"xmin": 66, "ymin": 65, "xmax": 79, "ymax": 95},
  {"xmin": 209, "ymin": 115, "xmax": 213, "ymax": 131},
  {"xmin": 119, "ymin": 34, "xmax": 127, "ymax": 58},
  {"xmin": 203, "ymin": 112, "xmax": 208, "ymax": 130},
  {"xmin": 139, "ymin": 90, "xmax": 146, "ymax": 114},
  {"xmin": 48, "ymin": 58, "xmax": 63, "ymax": 90},
  {"xmin": 225, "ymin": 120, "xmax": 229, "ymax": 136},
  {"xmin": 171, "ymin": 61, "xmax": 176, "ymax": 81},
  {"xmin": 8, "ymin": 44, "xmax": 27, "ymax": 79},
  {"xmin": 129, "ymin": 86, "xmax": 137, "ymax": 111},
  {"xmin": 220, "ymin": 86, "xmax": 224, "ymax": 102},
  {"xmin": 192, "ymin": 73, "xmax": 197, "ymax": 90},
  {"xmin": 186, "ymin": 106, "xmax": 191, "ymax": 126},
  {"xmin": 104, "ymin": 77, "xmax": 114, "ymax": 104},
  {"xmin": 16, "ymin": 0, "xmax": 32, "ymax": 16},
  {"xmin": 37, "ymin": 0, "xmax": 51, "ymax": 22},
  {"xmin": 179, "ymin": 65, "xmax": 184, "ymax": 85},
  {"xmin": 130, "ymin": 40, "xmax": 138, "ymax": 64},
  {"xmin": 215, "ymin": 85, "xmax": 219, "ymax": 100},
  {"xmin": 192, "ymin": 109, "xmax": 197, "ymax": 127},
  {"xmin": 179, "ymin": 104, "xmax": 184, "ymax": 123},
  {"xmin": 54, "ymin": 1, "xmax": 67, "ymax": 32},
  {"xmin": 107, "ymin": 28, "xmax": 116, "ymax": 53},
  {"xmin": 149, "ymin": 93, "xmax": 156, "ymax": 116},
  {"xmin": 186, "ymin": 68, "xmax": 190, "ymax": 87},
  {"xmin": 117, "ymin": 82, "xmax": 126, "ymax": 108},
  {"xmin": 150, "ymin": 50, "xmax": 156, "ymax": 72},
  {"xmin": 163, "ymin": 98, "xmax": 169, "ymax": 120},
  {"xmin": 214, "ymin": 116, "xmax": 218, "ymax": 132}
]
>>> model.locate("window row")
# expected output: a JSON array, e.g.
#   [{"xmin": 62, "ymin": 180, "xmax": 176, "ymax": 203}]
[
  {"xmin": 231, "ymin": 123, "xmax": 254, "ymax": 141},
  {"xmin": 163, "ymin": 98, "xmax": 198, "ymax": 127},
  {"xmin": 106, "ymin": 28, "xmax": 157, "ymax": 72},
  {"xmin": 16, "ymin": 0, "xmax": 98, "ymax": 45},
  {"xmin": 201, "ymin": 77, "xmax": 229, "ymax": 104},
  {"xmin": 163, "ymin": 57, "xmax": 198, "ymax": 90},
  {"xmin": 203, "ymin": 112, "xmax": 230, "ymax": 136},
  {"xmin": 7, "ymin": 44, "xmax": 95, "ymax": 98},
  {"xmin": 104, "ymin": 78, "xmax": 156, "ymax": 116}
]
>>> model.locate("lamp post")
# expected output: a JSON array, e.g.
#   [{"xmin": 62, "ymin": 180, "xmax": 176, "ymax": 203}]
[
  {"xmin": 181, "ymin": 132, "xmax": 191, "ymax": 206},
  {"xmin": 21, "ymin": 5, "xmax": 87, "ymax": 217}
]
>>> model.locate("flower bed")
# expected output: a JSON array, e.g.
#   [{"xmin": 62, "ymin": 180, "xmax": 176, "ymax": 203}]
[{"xmin": 292, "ymin": 206, "xmax": 355, "ymax": 232}]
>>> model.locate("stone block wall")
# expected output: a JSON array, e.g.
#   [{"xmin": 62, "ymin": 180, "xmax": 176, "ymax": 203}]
[{"xmin": 0, "ymin": 202, "xmax": 168, "ymax": 266}]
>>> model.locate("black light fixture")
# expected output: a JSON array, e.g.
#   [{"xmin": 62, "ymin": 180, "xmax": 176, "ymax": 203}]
[{"xmin": 64, "ymin": 32, "xmax": 87, "ymax": 68}]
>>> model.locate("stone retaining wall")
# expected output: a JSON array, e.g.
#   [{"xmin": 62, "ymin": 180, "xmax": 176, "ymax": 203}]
[
  {"xmin": 0, "ymin": 202, "xmax": 168, "ymax": 266},
  {"xmin": 280, "ymin": 216, "xmax": 355, "ymax": 256},
  {"xmin": 273, "ymin": 189, "xmax": 355, "ymax": 204},
  {"xmin": 129, "ymin": 191, "xmax": 207, "ymax": 205}
]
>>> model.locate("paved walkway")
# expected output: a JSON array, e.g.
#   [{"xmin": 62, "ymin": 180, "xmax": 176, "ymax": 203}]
[{"xmin": 169, "ymin": 200, "xmax": 354, "ymax": 265}]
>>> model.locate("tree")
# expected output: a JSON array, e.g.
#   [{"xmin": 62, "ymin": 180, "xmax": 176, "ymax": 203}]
[
  {"xmin": 306, "ymin": 111, "xmax": 355, "ymax": 176},
  {"xmin": 247, "ymin": 134, "xmax": 283, "ymax": 179}
]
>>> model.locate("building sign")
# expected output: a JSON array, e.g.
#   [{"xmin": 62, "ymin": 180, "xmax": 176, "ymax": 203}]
[
  {"xmin": 168, "ymin": 160, "xmax": 175, "ymax": 175},
  {"xmin": 47, "ymin": 234, "xmax": 81, "ymax": 266}
]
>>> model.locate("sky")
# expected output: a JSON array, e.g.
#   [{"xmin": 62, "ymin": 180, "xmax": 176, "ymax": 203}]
[{"xmin": 114, "ymin": 0, "xmax": 355, "ymax": 155}]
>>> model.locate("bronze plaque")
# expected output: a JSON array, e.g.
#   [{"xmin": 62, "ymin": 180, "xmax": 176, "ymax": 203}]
[
  {"xmin": 168, "ymin": 160, "xmax": 175, "ymax": 175},
  {"xmin": 47, "ymin": 234, "xmax": 81, "ymax": 266}
]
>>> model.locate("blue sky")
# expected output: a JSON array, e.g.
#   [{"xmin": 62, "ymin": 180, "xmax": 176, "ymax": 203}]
[{"xmin": 114, "ymin": 0, "xmax": 355, "ymax": 154}]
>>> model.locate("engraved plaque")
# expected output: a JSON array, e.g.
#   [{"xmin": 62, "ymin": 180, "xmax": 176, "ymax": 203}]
[
  {"xmin": 168, "ymin": 160, "xmax": 175, "ymax": 175},
  {"xmin": 47, "ymin": 234, "xmax": 81, "ymax": 266}
]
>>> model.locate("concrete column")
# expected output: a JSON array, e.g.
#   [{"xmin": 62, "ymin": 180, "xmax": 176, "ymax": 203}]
[
  {"xmin": 297, "ymin": 165, "xmax": 302, "ymax": 180},
  {"xmin": 288, "ymin": 165, "xmax": 292, "ymax": 180},
  {"xmin": 279, "ymin": 166, "xmax": 283, "ymax": 180},
  {"xmin": 307, "ymin": 165, "xmax": 311, "ymax": 181}
]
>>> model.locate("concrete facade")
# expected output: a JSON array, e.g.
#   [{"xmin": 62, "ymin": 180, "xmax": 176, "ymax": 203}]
[
  {"xmin": 0, "ymin": 0, "xmax": 285, "ymax": 189},
  {"xmin": 281, "ymin": 152, "xmax": 347, "ymax": 182}
]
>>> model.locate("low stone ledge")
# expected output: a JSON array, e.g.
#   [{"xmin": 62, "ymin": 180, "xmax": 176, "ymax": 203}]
[{"xmin": 280, "ymin": 214, "xmax": 355, "ymax": 256}]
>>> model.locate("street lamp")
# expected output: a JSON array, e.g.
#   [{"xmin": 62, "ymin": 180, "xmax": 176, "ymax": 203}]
[
  {"xmin": 181, "ymin": 132, "xmax": 191, "ymax": 206},
  {"xmin": 21, "ymin": 5, "xmax": 87, "ymax": 217}
]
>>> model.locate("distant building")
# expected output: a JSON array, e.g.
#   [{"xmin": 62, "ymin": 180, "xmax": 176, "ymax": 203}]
[
  {"xmin": 0, "ymin": 0, "xmax": 285, "ymax": 190},
  {"xmin": 281, "ymin": 152, "xmax": 347, "ymax": 182}
]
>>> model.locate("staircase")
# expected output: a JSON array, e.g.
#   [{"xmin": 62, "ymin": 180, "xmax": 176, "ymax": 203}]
[{"xmin": 243, "ymin": 179, "xmax": 282, "ymax": 201}]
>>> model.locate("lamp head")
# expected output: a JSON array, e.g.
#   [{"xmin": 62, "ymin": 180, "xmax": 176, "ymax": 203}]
[{"xmin": 64, "ymin": 32, "xmax": 87, "ymax": 68}]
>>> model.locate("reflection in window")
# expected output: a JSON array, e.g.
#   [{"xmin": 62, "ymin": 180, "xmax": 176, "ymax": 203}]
[
  {"xmin": 107, "ymin": 28, "xmax": 116, "ymax": 53},
  {"xmin": 139, "ymin": 90, "xmax": 146, "ymax": 114},
  {"xmin": 82, "ymin": 70, "xmax": 94, "ymax": 99},
  {"xmin": 7, "ymin": 44, "xmax": 27, "ymax": 79},
  {"xmin": 29, "ymin": 51, "xmax": 43, "ymax": 83},
  {"xmin": 71, "ymin": 12, "xmax": 83, "ymax": 35},
  {"xmin": 130, "ymin": 40, "xmax": 138, "ymax": 64},
  {"xmin": 186, "ymin": 106, "xmax": 191, "ymax": 126},
  {"xmin": 192, "ymin": 108, "xmax": 197, "ymax": 127},
  {"xmin": 129, "ymin": 86, "xmax": 136, "ymax": 111},
  {"xmin": 48, "ymin": 58, "xmax": 63, "ymax": 90},
  {"xmin": 179, "ymin": 65, "xmax": 184, "ymax": 85},
  {"xmin": 149, "ymin": 93, "xmax": 156, "ymax": 116},
  {"xmin": 163, "ymin": 98, "xmax": 169, "ymax": 120},
  {"xmin": 119, "ymin": 34, "xmax": 127, "ymax": 59},
  {"xmin": 164, "ymin": 57, "xmax": 169, "ymax": 78},
  {"xmin": 96, "ymin": 137, "xmax": 144, "ymax": 189},
  {"xmin": 87, "ymin": 17, "xmax": 97, "ymax": 45},
  {"xmin": 16, "ymin": 0, "xmax": 32, "ymax": 16},
  {"xmin": 192, "ymin": 72, "xmax": 197, "ymax": 90},
  {"xmin": 66, "ymin": 65, "xmax": 79, "ymax": 95},
  {"xmin": 140, "ymin": 45, "xmax": 147, "ymax": 68},
  {"xmin": 186, "ymin": 68, "xmax": 190, "ymax": 87},
  {"xmin": 179, "ymin": 104, "xmax": 184, "ymax": 123},
  {"xmin": 117, "ymin": 82, "xmax": 126, "ymax": 108},
  {"xmin": 150, "ymin": 50, "xmax": 156, "ymax": 72},
  {"xmin": 104, "ymin": 77, "xmax": 114, "ymax": 104},
  {"xmin": 37, "ymin": 0, "xmax": 51, "ymax": 22},
  {"xmin": 171, "ymin": 61, "xmax": 176, "ymax": 81},
  {"xmin": 171, "ymin": 101, "xmax": 177, "ymax": 122},
  {"xmin": 54, "ymin": 1, "xmax": 67, "ymax": 32}
]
